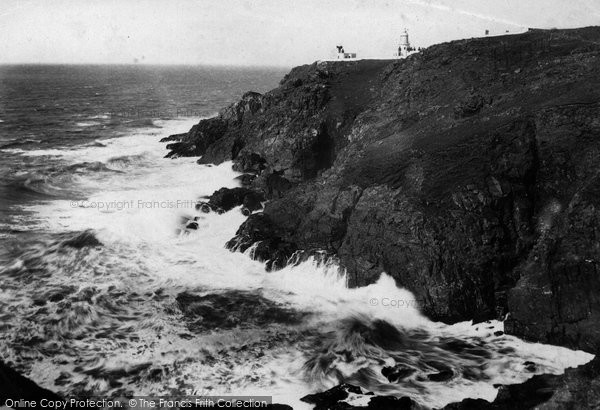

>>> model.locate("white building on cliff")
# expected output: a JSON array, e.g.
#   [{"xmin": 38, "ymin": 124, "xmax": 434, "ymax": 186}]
[
  {"xmin": 327, "ymin": 29, "xmax": 420, "ymax": 61},
  {"xmin": 335, "ymin": 45, "xmax": 357, "ymax": 60},
  {"xmin": 396, "ymin": 29, "xmax": 419, "ymax": 58}
]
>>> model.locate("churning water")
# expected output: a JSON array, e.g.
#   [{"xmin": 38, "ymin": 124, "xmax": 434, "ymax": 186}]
[{"xmin": 0, "ymin": 65, "xmax": 593, "ymax": 409}]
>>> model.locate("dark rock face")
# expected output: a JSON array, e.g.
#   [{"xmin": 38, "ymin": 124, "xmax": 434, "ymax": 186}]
[
  {"xmin": 0, "ymin": 360, "xmax": 63, "ymax": 403},
  {"xmin": 505, "ymin": 105, "xmax": 600, "ymax": 351},
  {"xmin": 165, "ymin": 117, "xmax": 228, "ymax": 158},
  {"xmin": 232, "ymin": 152, "xmax": 267, "ymax": 174},
  {"xmin": 226, "ymin": 213, "xmax": 297, "ymax": 271},
  {"xmin": 168, "ymin": 28, "xmax": 600, "ymax": 406},
  {"xmin": 6, "ymin": 26, "xmax": 600, "ymax": 410},
  {"xmin": 165, "ymin": 60, "xmax": 389, "ymax": 183},
  {"xmin": 172, "ymin": 27, "xmax": 600, "ymax": 330},
  {"xmin": 207, "ymin": 187, "xmax": 265, "ymax": 213}
]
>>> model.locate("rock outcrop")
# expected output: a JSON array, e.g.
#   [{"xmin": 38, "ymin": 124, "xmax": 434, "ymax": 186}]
[
  {"xmin": 165, "ymin": 26, "xmax": 600, "ymax": 408},
  {"xmin": 0, "ymin": 360, "xmax": 63, "ymax": 403},
  {"xmin": 444, "ymin": 356, "xmax": 600, "ymax": 409},
  {"xmin": 300, "ymin": 384, "xmax": 419, "ymax": 409},
  {"xmin": 169, "ymin": 26, "xmax": 600, "ymax": 333},
  {"xmin": 296, "ymin": 357, "xmax": 600, "ymax": 409}
]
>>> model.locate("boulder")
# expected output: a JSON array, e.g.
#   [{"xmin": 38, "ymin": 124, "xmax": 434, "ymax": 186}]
[{"xmin": 208, "ymin": 187, "xmax": 264, "ymax": 212}]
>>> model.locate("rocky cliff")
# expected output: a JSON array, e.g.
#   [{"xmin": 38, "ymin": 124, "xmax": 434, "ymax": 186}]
[{"xmin": 167, "ymin": 27, "xmax": 600, "ymax": 356}]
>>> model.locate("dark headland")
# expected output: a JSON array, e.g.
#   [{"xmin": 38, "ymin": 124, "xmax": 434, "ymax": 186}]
[
  {"xmin": 163, "ymin": 26, "xmax": 600, "ymax": 408},
  {"xmin": 4, "ymin": 26, "xmax": 600, "ymax": 409}
]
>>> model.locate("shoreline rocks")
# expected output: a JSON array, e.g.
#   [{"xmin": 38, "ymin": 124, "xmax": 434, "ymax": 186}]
[
  {"xmin": 159, "ymin": 26, "xmax": 600, "ymax": 408},
  {"xmin": 166, "ymin": 26, "xmax": 600, "ymax": 335}
]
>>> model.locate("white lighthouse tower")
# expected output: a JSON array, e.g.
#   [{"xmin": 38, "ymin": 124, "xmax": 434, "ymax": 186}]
[{"xmin": 397, "ymin": 29, "xmax": 415, "ymax": 58}]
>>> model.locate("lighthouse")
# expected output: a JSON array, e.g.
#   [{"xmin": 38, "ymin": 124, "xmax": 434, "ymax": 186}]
[{"xmin": 397, "ymin": 29, "xmax": 416, "ymax": 58}]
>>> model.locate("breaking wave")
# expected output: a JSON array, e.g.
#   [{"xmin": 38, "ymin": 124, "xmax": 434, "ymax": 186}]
[{"xmin": 0, "ymin": 118, "xmax": 593, "ymax": 410}]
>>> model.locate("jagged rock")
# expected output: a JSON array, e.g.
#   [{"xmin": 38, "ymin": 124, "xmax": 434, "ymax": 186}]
[
  {"xmin": 183, "ymin": 27, "xmax": 600, "ymax": 332},
  {"xmin": 207, "ymin": 187, "xmax": 265, "ymax": 212},
  {"xmin": 300, "ymin": 384, "xmax": 364, "ymax": 407},
  {"xmin": 220, "ymin": 91, "xmax": 264, "ymax": 124},
  {"xmin": 165, "ymin": 117, "xmax": 228, "ymax": 158},
  {"xmin": 172, "ymin": 27, "xmax": 600, "ymax": 365},
  {"xmin": 301, "ymin": 384, "xmax": 418, "ymax": 410},
  {"xmin": 232, "ymin": 152, "xmax": 267, "ymax": 174},
  {"xmin": 226, "ymin": 213, "xmax": 296, "ymax": 271},
  {"xmin": 165, "ymin": 60, "xmax": 387, "ymax": 182},
  {"xmin": 159, "ymin": 133, "xmax": 186, "ymax": 143}
]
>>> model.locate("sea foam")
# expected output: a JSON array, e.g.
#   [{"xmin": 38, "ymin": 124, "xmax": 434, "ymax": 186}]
[{"xmin": 1, "ymin": 117, "xmax": 593, "ymax": 410}]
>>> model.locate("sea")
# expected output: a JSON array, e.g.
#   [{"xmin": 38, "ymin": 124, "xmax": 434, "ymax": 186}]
[{"xmin": 0, "ymin": 64, "xmax": 593, "ymax": 409}]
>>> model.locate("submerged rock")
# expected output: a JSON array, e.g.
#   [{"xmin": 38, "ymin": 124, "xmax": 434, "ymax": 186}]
[
  {"xmin": 301, "ymin": 384, "xmax": 418, "ymax": 410},
  {"xmin": 381, "ymin": 365, "xmax": 416, "ymax": 383},
  {"xmin": 175, "ymin": 290, "xmax": 305, "ymax": 332},
  {"xmin": 61, "ymin": 230, "xmax": 102, "ymax": 249},
  {"xmin": 300, "ymin": 384, "xmax": 364, "ymax": 408},
  {"xmin": 185, "ymin": 221, "xmax": 199, "ymax": 230}
]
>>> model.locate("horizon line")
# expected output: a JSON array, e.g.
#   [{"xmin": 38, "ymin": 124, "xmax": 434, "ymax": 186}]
[{"xmin": 0, "ymin": 62, "xmax": 294, "ymax": 69}]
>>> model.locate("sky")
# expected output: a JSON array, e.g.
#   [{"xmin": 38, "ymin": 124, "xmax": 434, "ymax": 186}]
[{"xmin": 0, "ymin": 0, "xmax": 599, "ymax": 66}]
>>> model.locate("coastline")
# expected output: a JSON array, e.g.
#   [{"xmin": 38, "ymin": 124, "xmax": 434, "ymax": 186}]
[
  {"xmin": 165, "ymin": 26, "xmax": 600, "ymax": 343},
  {"xmin": 2, "ymin": 26, "xmax": 600, "ymax": 410},
  {"xmin": 160, "ymin": 26, "xmax": 600, "ymax": 408}
]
